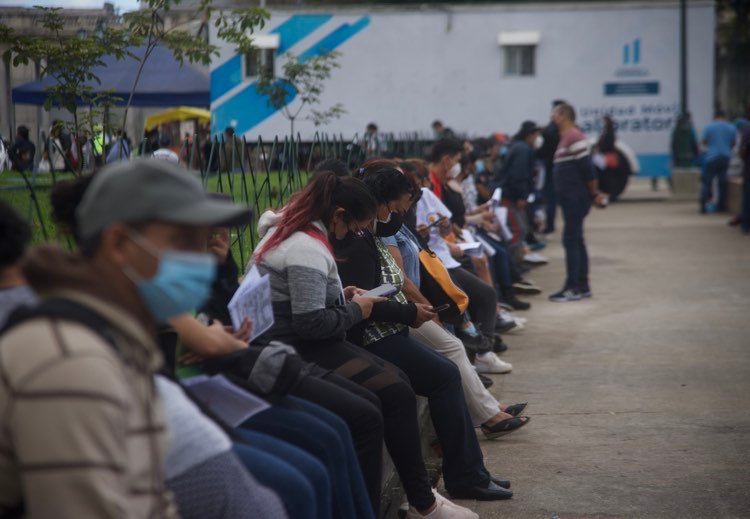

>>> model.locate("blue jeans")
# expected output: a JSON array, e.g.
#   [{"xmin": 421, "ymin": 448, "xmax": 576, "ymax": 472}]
[
  {"xmin": 232, "ymin": 433, "xmax": 329, "ymax": 519},
  {"xmin": 741, "ymin": 174, "xmax": 750, "ymax": 232},
  {"xmin": 240, "ymin": 398, "xmax": 374, "ymax": 519},
  {"xmin": 559, "ymin": 195, "xmax": 591, "ymax": 292},
  {"xmin": 475, "ymin": 228, "xmax": 513, "ymax": 287},
  {"xmin": 701, "ymin": 156, "xmax": 730, "ymax": 212}
]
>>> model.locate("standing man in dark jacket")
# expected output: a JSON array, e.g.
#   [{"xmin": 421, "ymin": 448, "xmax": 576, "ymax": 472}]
[
  {"xmin": 9, "ymin": 126, "xmax": 35, "ymax": 172},
  {"xmin": 537, "ymin": 100, "xmax": 566, "ymax": 233},
  {"xmin": 739, "ymin": 123, "xmax": 750, "ymax": 234},
  {"xmin": 549, "ymin": 102, "xmax": 607, "ymax": 302},
  {"xmin": 491, "ymin": 121, "xmax": 541, "ymax": 242}
]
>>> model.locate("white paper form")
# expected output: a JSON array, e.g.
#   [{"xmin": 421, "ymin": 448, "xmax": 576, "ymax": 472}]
[
  {"xmin": 227, "ymin": 264, "xmax": 274, "ymax": 342},
  {"xmin": 183, "ymin": 374, "xmax": 270, "ymax": 427},
  {"xmin": 493, "ymin": 207, "xmax": 514, "ymax": 241}
]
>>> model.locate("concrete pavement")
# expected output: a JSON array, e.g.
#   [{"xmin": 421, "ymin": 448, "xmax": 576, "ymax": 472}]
[{"xmin": 455, "ymin": 181, "xmax": 750, "ymax": 518}]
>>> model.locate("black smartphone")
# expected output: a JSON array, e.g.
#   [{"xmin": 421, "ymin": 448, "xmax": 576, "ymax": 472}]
[
  {"xmin": 432, "ymin": 303, "xmax": 451, "ymax": 312},
  {"xmin": 425, "ymin": 216, "xmax": 447, "ymax": 229}
]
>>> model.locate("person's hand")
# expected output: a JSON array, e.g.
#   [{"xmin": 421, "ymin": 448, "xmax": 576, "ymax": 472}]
[
  {"xmin": 593, "ymin": 192, "xmax": 609, "ymax": 208},
  {"xmin": 481, "ymin": 210, "xmax": 494, "ymax": 222},
  {"xmin": 344, "ymin": 286, "xmax": 366, "ymax": 301},
  {"xmin": 448, "ymin": 242, "xmax": 462, "ymax": 258},
  {"xmin": 208, "ymin": 227, "xmax": 230, "ymax": 264},
  {"xmin": 412, "ymin": 303, "xmax": 437, "ymax": 328},
  {"xmin": 230, "ymin": 318, "xmax": 252, "ymax": 343},
  {"xmin": 208, "ymin": 319, "xmax": 248, "ymax": 350},
  {"xmin": 179, "ymin": 351, "xmax": 206, "ymax": 365},
  {"xmin": 516, "ymin": 199, "xmax": 527, "ymax": 209},
  {"xmin": 416, "ymin": 223, "xmax": 430, "ymax": 238},
  {"xmin": 438, "ymin": 216, "xmax": 451, "ymax": 231},
  {"xmin": 352, "ymin": 294, "xmax": 386, "ymax": 319},
  {"xmin": 482, "ymin": 221, "xmax": 500, "ymax": 233}
]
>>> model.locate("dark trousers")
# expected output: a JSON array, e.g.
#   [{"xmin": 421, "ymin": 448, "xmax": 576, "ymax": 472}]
[
  {"xmin": 741, "ymin": 174, "xmax": 750, "ymax": 232},
  {"xmin": 701, "ymin": 156, "xmax": 730, "ymax": 212},
  {"xmin": 366, "ymin": 333, "xmax": 491, "ymax": 495},
  {"xmin": 543, "ymin": 163, "xmax": 557, "ymax": 232},
  {"xmin": 293, "ymin": 338, "xmax": 436, "ymax": 510},
  {"xmin": 241, "ymin": 397, "xmax": 375, "ymax": 519},
  {"xmin": 560, "ymin": 195, "xmax": 591, "ymax": 292},
  {"xmin": 449, "ymin": 266, "xmax": 497, "ymax": 342},
  {"xmin": 289, "ymin": 371, "xmax": 383, "ymax": 515}
]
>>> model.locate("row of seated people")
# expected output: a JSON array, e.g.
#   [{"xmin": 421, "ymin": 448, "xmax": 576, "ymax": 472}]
[{"xmin": 0, "ymin": 145, "xmax": 545, "ymax": 518}]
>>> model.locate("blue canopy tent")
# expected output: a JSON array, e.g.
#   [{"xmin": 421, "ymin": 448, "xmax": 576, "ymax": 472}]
[{"xmin": 12, "ymin": 45, "xmax": 209, "ymax": 107}]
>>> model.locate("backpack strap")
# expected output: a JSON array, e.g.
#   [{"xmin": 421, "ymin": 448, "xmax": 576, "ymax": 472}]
[{"xmin": 2, "ymin": 297, "xmax": 119, "ymax": 352}]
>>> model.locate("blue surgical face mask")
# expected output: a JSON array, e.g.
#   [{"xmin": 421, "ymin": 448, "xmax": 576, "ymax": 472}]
[
  {"xmin": 124, "ymin": 232, "xmax": 217, "ymax": 322},
  {"xmin": 475, "ymin": 159, "xmax": 485, "ymax": 174}
]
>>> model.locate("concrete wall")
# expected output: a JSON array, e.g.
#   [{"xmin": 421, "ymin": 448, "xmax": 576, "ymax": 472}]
[{"xmin": 210, "ymin": 1, "xmax": 714, "ymax": 177}]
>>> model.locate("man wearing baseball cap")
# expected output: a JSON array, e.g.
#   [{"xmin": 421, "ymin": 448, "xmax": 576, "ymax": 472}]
[{"xmin": 0, "ymin": 159, "xmax": 251, "ymax": 517}]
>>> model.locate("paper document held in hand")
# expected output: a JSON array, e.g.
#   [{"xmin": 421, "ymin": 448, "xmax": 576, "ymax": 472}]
[{"xmin": 228, "ymin": 264, "xmax": 274, "ymax": 342}]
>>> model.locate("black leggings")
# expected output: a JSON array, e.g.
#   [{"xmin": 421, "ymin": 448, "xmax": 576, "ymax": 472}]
[
  {"xmin": 289, "ymin": 370, "xmax": 384, "ymax": 514},
  {"xmin": 449, "ymin": 266, "xmax": 498, "ymax": 341},
  {"xmin": 293, "ymin": 338, "xmax": 436, "ymax": 511},
  {"xmin": 367, "ymin": 333, "xmax": 490, "ymax": 495}
]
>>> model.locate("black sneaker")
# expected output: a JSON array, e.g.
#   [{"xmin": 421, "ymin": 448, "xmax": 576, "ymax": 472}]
[
  {"xmin": 513, "ymin": 280, "xmax": 542, "ymax": 295},
  {"xmin": 548, "ymin": 289, "xmax": 581, "ymax": 302},
  {"xmin": 495, "ymin": 316, "xmax": 517, "ymax": 333},
  {"xmin": 478, "ymin": 373, "xmax": 494, "ymax": 389},
  {"xmin": 493, "ymin": 334, "xmax": 509, "ymax": 354},
  {"xmin": 579, "ymin": 287, "xmax": 592, "ymax": 298},
  {"xmin": 504, "ymin": 294, "xmax": 531, "ymax": 311}
]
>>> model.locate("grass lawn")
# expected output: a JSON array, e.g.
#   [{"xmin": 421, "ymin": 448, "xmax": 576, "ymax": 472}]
[{"xmin": 0, "ymin": 168, "xmax": 311, "ymax": 273}]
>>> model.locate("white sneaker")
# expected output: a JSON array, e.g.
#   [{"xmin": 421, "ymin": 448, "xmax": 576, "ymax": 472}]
[
  {"xmin": 523, "ymin": 252, "xmax": 549, "ymax": 265},
  {"xmin": 474, "ymin": 352, "xmax": 513, "ymax": 374},
  {"xmin": 405, "ymin": 495, "xmax": 479, "ymax": 519}
]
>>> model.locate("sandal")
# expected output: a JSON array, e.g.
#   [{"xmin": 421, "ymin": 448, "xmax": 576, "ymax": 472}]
[
  {"xmin": 503, "ymin": 402, "xmax": 528, "ymax": 417},
  {"xmin": 481, "ymin": 416, "xmax": 530, "ymax": 439}
]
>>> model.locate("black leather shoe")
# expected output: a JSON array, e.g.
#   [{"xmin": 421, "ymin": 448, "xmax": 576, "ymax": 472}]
[
  {"xmin": 449, "ymin": 480, "xmax": 513, "ymax": 500},
  {"xmin": 478, "ymin": 373, "xmax": 494, "ymax": 389},
  {"xmin": 490, "ymin": 476, "xmax": 511, "ymax": 489}
]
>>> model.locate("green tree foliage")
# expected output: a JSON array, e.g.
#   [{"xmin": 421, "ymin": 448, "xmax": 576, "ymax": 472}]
[
  {"xmin": 255, "ymin": 51, "xmax": 344, "ymax": 138},
  {"xmin": 0, "ymin": 0, "xmax": 268, "ymax": 172}
]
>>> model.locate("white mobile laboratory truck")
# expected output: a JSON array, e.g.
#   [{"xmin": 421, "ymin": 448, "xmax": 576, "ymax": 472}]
[{"xmin": 209, "ymin": 0, "xmax": 715, "ymax": 179}]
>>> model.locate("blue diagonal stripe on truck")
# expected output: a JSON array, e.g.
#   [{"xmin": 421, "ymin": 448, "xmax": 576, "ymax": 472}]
[
  {"xmin": 211, "ymin": 15, "xmax": 371, "ymax": 135},
  {"xmin": 271, "ymin": 14, "xmax": 334, "ymax": 55}
]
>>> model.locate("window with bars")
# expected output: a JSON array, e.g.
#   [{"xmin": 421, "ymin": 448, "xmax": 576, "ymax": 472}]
[
  {"xmin": 244, "ymin": 48, "xmax": 275, "ymax": 79},
  {"xmin": 503, "ymin": 45, "xmax": 535, "ymax": 77}
]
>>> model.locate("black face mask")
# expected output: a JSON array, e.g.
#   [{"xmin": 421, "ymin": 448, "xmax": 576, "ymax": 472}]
[{"xmin": 374, "ymin": 212, "xmax": 404, "ymax": 237}]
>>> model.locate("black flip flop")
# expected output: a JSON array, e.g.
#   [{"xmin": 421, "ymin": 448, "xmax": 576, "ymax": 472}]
[
  {"xmin": 481, "ymin": 416, "xmax": 530, "ymax": 439},
  {"xmin": 503, "ymin": 402, "xmax": 528, "ymax": 417}
]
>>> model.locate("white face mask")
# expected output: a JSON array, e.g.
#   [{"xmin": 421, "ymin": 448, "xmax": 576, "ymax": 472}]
[
  {"xmin": 534, "ymin": 134, "xmax": 544, "ymax": 150},
  {"xmin": 448, "ymin": 162, "xmax": 461, "ymax": 178}
]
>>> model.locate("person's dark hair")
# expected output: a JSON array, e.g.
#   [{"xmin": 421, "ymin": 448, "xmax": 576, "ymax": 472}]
[
  {"xmin": 355, "ymin": 158, "xmax": 414, "ymax": 204},
  {"xmin": 556, "ymin": 102, "xmax": 576, "ymax": 123},
  {"xmin": 0, "ymin": 200, "xmax": 31, "ymax": 269},
  {"xmin": 552, "ymin": 99, "xmax": 567, "ymax": 107},
  {"xmin": 49, "ymin": 174, "xmax": 96, "ymax": 252},
  {"xmin": 429, "ymin": 138, "xmax": 464, "ymax": 163},
  {"xmin": 432, "ymin": 120, "xmax": 443, "ymax": 129},
  {"xmin": 366, "ymin": 123, "xmax": 378, "ymax": 132},
  {"xmin": 314, "ymin": 158, "xmax": 350, "ymax": 177},
  {"xmin": 405, "ymin": 158, "xmax": 429, "ymax": 182},
  {"xmin": 715, "ymin": 109, "xmax": 726, "ymax": 119},
  {"xmin": 224, "ymin": 126, "xmax": 235, "ymax": 137},
  {"xmin": 254, "ymin": 171, "xmax": 376, "ymax": 263},
  {"xmin": 396, "ymin": 161, "xmax": 423, "ymax": 200},
  {"xmin": 602, "ymin": 115, "xmax": 614, "ymax": 131},
  {"xmin": 160, "ymin": 134, "xmax": 172, "ymax": 148},
  {"xmin": 17, "ymin": 126, "xmax": 29, "ymax": 140}
]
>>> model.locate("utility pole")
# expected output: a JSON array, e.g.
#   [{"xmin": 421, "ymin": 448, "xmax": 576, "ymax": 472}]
[{"xmin": 672, "ymin": 0, "xmax": 695, "ymax": 168}]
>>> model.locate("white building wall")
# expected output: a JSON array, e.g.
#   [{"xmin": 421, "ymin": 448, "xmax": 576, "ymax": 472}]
[{"xmin": 210, "ymin": 1, "xmax": 714, "ymax": 176}]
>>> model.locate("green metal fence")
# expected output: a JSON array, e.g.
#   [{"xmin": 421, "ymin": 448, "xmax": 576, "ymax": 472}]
[{"xmin": 1, "ymin": 132, "xmax": 433, "ymax": 273}]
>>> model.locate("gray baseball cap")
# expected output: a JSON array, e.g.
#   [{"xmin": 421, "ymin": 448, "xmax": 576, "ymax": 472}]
[{"xmin": 76, "ymin": 159, "xmax": 252, "ymax": 240}]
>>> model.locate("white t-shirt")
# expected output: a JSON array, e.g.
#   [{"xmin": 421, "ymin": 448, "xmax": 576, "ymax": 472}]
[{"xmin": 416, "ymin": 187, "xmax": 461, "ymax": 270}]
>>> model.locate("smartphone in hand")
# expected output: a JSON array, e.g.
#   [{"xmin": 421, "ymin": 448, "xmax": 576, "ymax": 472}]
[{"xmin": 363, "ymin": 283, "xmax": 398, "ymax": 298}]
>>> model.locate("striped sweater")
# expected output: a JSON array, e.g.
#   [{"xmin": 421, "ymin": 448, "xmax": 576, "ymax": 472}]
[
  {"xmin": 253, "ymin": 211, "xmax": 363, "ymax": 345},
  {"xmin": 553, "ymin": 127, "xmax": 595, "ymax": 199}
]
